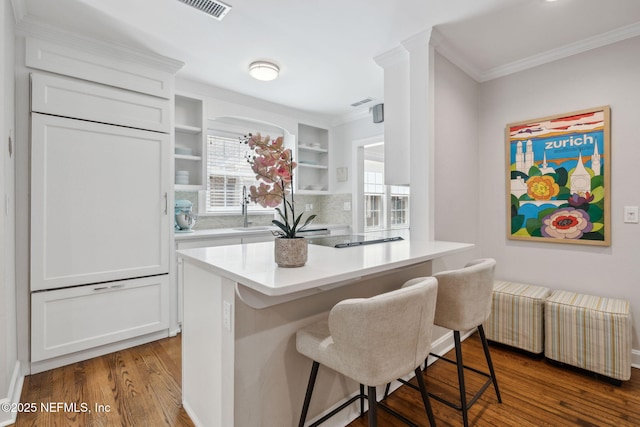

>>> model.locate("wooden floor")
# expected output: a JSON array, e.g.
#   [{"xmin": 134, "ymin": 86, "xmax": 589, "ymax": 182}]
[
  {"xmin": 13, "ymin": 335, "xmax": 193, "ymax": 427},
  {"xmin": 13, "ymin": 333, "xmax": 640, "ymax": 426},
  {"xmin": 348, "ymin": 334, "xmax": 640, "ymax": 427}
]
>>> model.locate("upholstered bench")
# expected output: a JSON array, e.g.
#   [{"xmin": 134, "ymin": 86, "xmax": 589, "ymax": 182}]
[
  {"xmin": 545, "ymin": 290, "xmax": 632, "ymax": 382},
  {"xmin": 484, "ymin": 280, "xmax": 551, "ymax": 354}
]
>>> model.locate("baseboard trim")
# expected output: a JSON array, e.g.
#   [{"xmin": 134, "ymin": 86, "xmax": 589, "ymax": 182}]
[
  {"xmin": 632, "ymin": 349, "xmax": 640, "ymax": 369},
  {"xmin": 0, "ymin": 360, "xmax": 25, "ymax": 427}
]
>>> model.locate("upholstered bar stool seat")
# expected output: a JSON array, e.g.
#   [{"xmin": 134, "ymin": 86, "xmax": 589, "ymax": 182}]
[
  {"xmin": 296, "ymin": 277, "xmax": 439, "ymax": 427},
  {"xmin": 424, "ymin": 258, "xmax": 502, "ymax": 427}
]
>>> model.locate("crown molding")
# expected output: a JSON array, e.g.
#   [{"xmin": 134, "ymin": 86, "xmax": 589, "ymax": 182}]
[
  {"xmin": 373, "ymin": 45, "xmax": 409, "ymax": 68},
  {"xmin": 401, "ymin": 28, "xmax": 433, "ymax": 52},
  {"xmin": 15, "ymin": 16, "xmax": 184, "ymax": 74},
  {"xmin": 331, "ymin": 107, "xmax": 371, "ymax": 127},
  {"xmin": 431, "ymin": 29, "xmax": 483, "ymax": 82},
  {"xmin": 479, "ymin": 21, "xmax": 640, "ymax": 82},
  {"xmin": 434, "ymin": 21, "xmax": 640, "ymax": 83}
]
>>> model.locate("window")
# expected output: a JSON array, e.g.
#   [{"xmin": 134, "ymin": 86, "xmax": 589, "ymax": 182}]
[
  {"xmin": 390, "ymin": 186, "xmax": 410, "ymax": 226},
  {"xmin": 205, "ymin": 133, "xmax": 270, "ymax": 213},
  {"xmin": 363, "ymin": 144, "xmax": 410, "ymax": 231},
  {"xmin": 364, "ymin": 171, "xmax": 384, "ymax": 229}
]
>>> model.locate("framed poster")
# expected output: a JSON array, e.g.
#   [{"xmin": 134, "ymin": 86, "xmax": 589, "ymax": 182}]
[{"xmin": 506, "ymin": 106, "xmax": 610, "ymax": 246}]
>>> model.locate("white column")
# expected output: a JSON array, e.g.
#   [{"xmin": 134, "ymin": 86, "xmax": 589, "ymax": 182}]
[
  {"xmin": 402, "ymin": 29, "xmax": 435, "ymax": 241},
  {"xmin": 374, "ymin": 46, "xmax": 410, "ymax": 186}
]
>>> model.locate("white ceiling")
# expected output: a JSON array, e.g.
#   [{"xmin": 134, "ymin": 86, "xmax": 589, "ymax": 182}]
[{"xmin": 15, "ymin": 0, "xmax": 640, "ymax": 119}]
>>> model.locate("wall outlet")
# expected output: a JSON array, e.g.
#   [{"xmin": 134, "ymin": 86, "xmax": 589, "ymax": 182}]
[
  {"xmin": 223, "ymin": 300, "xmax": 232, "ymax": 331},
  {"xmin": 624, "ymin": 206, "xmax": 639, "ymax": 223},
  {"xmin": 343, "ymin": 202, "xmax": 351, "ymax": 211},
  {"xmin": 305, "ymin": 203, "xmax": 313, "ymax": 211}
]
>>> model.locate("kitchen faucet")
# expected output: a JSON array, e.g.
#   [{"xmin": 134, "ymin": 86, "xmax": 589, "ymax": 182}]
[{"xmin": 242, "ymin": 185, "xmax": 251, "ymax": 228}]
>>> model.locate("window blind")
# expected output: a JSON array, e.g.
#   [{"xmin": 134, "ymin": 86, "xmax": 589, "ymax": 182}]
[{"xmin": 206, "ymin": 133, "xmax": 258, "ymax": 212}]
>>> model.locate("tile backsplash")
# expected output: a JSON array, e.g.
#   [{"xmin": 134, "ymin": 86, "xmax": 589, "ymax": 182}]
[{"xmin": 175, "ymin": 191, "xmax": 352, "ymax": 230}]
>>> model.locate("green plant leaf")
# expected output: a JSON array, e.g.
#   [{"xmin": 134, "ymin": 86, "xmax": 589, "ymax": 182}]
[
  {"xmin": 581, "ymin": 231, "xmax": 604, "ymax": 241},
  {"xmin": 586, "ymin": 204, "xmax": 603, "ymax": 223},
  {"xmin": 511, "ymin": 194, "xmax": 520, "ymax": 211},
  {"xmin": 555, "ymin": 167, "xmax": 568, "ymax": 187},
  {"xmin": 591, "ymin": 174, "xmax": 603, "ymax": 189},
  {"xmin": 556, "ymin": 187, "xmax": 571, "ymax": 200},
  {"xmin": 511, "ymin": 215, "xmax": 525, "ymax": 234},
  {"xmin": 526, "ymin": 218, "xmax": 541, "ymax": 235},
  {"xmin": 591, "ymin": 186, "xmax": 605, "ymax": 203},
  {"xmin": 271, "ymin": 219, "xmax": 292, "ymax": 237},
  {"xmin": 538, "ymin": 208, "xmax": 556, "ymax": 220}
]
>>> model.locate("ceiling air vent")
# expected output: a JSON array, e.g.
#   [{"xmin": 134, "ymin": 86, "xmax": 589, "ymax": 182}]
[
  {"xmin": 178, "ymin": 0, "xmax": 232, "ymax": 21},
  {"xmin": 350, "ymin": 97, "xmax": 374, "ymax": 107}
]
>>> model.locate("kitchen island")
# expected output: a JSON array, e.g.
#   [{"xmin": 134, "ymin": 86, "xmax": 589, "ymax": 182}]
[{"xmin": 178, "ymin": 238, "xmax": 473, "ymax": 427}]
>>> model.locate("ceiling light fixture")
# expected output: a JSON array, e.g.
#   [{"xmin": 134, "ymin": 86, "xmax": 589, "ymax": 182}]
[{"xmin": 249, "ymin": 61, "xmax": 279, "ymax": 81}]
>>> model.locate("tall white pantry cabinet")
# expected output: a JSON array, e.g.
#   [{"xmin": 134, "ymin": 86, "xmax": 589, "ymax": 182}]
[{"xmin": 25, "ymin": 36, "xmax": 183, "ymax": 373}]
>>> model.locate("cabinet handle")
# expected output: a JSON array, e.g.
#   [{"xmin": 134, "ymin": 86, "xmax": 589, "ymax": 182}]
[
  {"xmin": 93, "ymin": 286, "xmax": 108, "ymax": 291},
  {"xmin": 164, "ymin": 192, "xmax": 168, "ymax": 215},
  {"xmin": 110, "ymin": 284, "xmax": 125, "ymax": 289}
]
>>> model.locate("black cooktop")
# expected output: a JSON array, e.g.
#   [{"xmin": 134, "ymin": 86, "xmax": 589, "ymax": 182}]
[{"xmin": 307, "ymin": 234, "xmax": 404, "ymax": 248}]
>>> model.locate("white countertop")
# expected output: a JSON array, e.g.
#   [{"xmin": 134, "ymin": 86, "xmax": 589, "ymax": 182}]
[{"xmin": 177, "ymin": 238, "xmax": 473, "ymax": 297}]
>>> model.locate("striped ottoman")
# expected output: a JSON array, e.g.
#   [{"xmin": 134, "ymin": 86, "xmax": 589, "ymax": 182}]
[
  {"xmin": 484, "ymin": 280, "xmax": 551, "ymax": 354},
  {"xmin": 545, "ymin": 290, "xmax": 632, "ymax": 381}
]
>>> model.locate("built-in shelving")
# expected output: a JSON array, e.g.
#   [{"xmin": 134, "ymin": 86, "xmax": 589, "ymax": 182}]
[
  {"xmin": 174, "ymin": 94, "xmax": 206, "ymax": 190},
  {"xmin": 296, "ymin": 124, "xmax": 329, "ymax": 193}
]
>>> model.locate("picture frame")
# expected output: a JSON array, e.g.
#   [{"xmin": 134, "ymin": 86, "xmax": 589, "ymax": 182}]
[{"xmin": 506, "ymin": 106, "xmax": 611, "ymax": 246}]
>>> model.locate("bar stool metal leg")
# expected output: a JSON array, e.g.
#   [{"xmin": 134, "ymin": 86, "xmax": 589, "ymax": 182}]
[
  {"xmin": 299, "ymin": 361, "xmax": 320, "ymax": 427},
  {"xmin": 367, "ymin": 386, "xmax": 377, "ymax": 427},
  {"xmin": 478, "ymin": 325, "xmax": 501, "ymax": 402},
  {"xmin": 414, "ymin": 367, "xmax": 437, "ymax": 427},
  {"xmin": 453, "ymin": 331, "xmax": 469, "ymax": 427}
]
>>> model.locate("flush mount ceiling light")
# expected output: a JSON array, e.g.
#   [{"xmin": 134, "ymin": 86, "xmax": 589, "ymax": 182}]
[{"xmin": 249, "ymin": 61, "xmax": 280, "ymax": 81}]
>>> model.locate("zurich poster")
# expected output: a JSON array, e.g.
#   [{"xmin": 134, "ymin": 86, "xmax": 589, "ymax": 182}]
[{"xmin": 506, "ymin": 106, "xmax": 610, "ymax": 246}]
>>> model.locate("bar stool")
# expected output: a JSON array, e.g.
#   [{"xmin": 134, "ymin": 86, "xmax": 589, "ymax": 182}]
[
  {"xmin": 427, "ymin": 258, "xmax": 501, "ymax": 427},
  {"xmin": 296, "ymin": 277, "xmax": 439, "ymax": 427}
]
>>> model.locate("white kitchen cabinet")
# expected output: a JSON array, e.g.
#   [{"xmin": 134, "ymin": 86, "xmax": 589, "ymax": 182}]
[
  {"xmin": 296, "ymin": 123, "xmax": 329, "ymax": 193},
  {"xmin": 25, "ymin": 37, "xmax": 178, "ymax": 99},
  {"xmin": 25, "ymin": 36, "xmax": 178, "ymax": 373},
  {"xmin": 30, "ymin": 113, "xmax": 171, "ymax": 291},
  {"xmin": 31, "ymin": 275, "xmax": 169, "ymax": 363},
  {"xmin": 31, "ymin": 73, "xmax": 170, "ymax": 133},
  {"xmin": 175, "ymin": 94, "xmax": 206, "ymax": 190}
]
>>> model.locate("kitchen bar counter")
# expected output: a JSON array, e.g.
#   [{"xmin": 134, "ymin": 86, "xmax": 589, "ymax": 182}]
[
  {"xmin": 178, "ymin": 238, "xmax": 472, "ymax": 427},
  {"xmin": 179, "ymin": 239, "xmax": 471, "ymax": 300}
]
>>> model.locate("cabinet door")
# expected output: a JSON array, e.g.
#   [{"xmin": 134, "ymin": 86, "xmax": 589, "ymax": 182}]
[
  {"xmin": 31, "ymin": 113, "xmax": 170, "ymax": 291},
  {"xmin": 31, "ymin": 275, "xmax": 169, "ymax": 362},
  {"xmin": 31, "ymin": 73, "xmax": 171, "ymax": 133}
]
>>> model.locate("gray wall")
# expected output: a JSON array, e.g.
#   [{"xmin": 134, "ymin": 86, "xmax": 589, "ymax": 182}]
[
  {"xmin": 477, "ymin": 36, "xmax": 640, "ymax": 351},
  {"xmin": 433, "ymin": 51, "xmax": 481, "ymax": 269}
]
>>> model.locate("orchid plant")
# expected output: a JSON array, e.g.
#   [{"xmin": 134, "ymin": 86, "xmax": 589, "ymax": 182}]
[{"xmin": 240, "ymin": 133, "xmax": 316, "ymax": 238}]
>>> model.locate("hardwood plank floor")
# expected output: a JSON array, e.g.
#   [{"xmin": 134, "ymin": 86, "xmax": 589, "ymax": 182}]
[
  {"xmin": 13, "ymin": 335, "xmax": 193, "ymax": 427},
  {"xmin": 12, "ymin": 332, "xmax": 640, "ymax": 426},
  {"xmin": 348, "ymin": 333, "xmax": 640, "ymax": 427}
]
